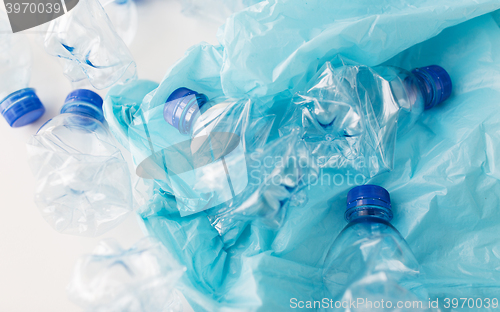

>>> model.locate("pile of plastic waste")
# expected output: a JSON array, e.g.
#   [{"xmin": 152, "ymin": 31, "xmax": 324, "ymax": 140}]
[{"xmin": 2, "ymin": 0, "xmax": 500, "ymax": 311}]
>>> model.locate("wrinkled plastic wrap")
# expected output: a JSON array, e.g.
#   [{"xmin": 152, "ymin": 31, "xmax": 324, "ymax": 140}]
[
  {"xmin": 68, "ymin": 237, "xmax": 185, "ymax": 312},
  {"xmin": 104, "ymin": 0, "xmax": 500, "ymax": 310},
  {"xmin": 43, "ymin": 0, "xmax": 136, "ymax": 89}
]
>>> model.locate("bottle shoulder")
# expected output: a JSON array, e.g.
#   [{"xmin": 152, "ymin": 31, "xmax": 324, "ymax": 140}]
[
  {"xmin": 33, "ymin": 114, "xmax": 119, "ymax": 156},
  {"xmin": 191, "ymin": 97, "xmax": 237, "ymax": 137},
  {"xmin": 339, "ymin": 217, "xmax": 402, "ymax": 240},
  {"xmin": 37, "ymin": 113, "xmax": 107, "ymax": 134}
]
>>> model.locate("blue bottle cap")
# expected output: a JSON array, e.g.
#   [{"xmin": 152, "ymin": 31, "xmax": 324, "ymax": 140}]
[
  {"xmin": 411, "ymin": 65, "xmax": 452, "ymax": 110},
  {"xmin": 60, "ymin": 89, "xmax": 104, "ymax": 122},
  {"xmin": 164, "ymin": 87, "xmax": 208, "ymax": 134},
  {"xmin": 0, "ymin": 88, "xmax": 45, "ymax": 128},
  {"xmin": 345, "ymin": 184, "xmax": 392, "ymax": 222}
]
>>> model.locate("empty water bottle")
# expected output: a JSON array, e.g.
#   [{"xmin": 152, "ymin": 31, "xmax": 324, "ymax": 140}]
[
  {"xmin": 68, "ymin": 237, "xmax": 185, "ymax": 312},
  {"xmin": 160, "ymin": 88, "xmax": 248, "ymax": 216},
  {"xmin": 280, "ymin": 59, "xmax": 452, "ymax": 178},
  {"xmin": 99, "ymin": 0, "xmax": 138, "ymax": 46},
  {"xmin": 366, "ymin": 64, "xmax": 452, "ymax": 136},
  {"xmin": 0, "ymin": 13, "xmax": 44, "ymax": 127},
  {"xmin": 323, "ymin": 185, "xmax": 428, "ymax": 309},
  {"xmin": 26, "ymin": 89, "xmax": 133, "ymax": 236},
  {"xmin": 43, "ymin": 0, "xmax": 136, "ymax": 89}
]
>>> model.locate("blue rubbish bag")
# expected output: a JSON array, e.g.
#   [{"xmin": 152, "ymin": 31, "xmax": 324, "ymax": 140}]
[{"xmin": 103, "ymin": 0, "xmax": 500, "ymax": 310}]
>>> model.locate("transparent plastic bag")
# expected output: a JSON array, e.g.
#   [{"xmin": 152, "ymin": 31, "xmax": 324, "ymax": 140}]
[{"xmin": 107, "ymin": 3, "xmax": 500, "ymax": 310}]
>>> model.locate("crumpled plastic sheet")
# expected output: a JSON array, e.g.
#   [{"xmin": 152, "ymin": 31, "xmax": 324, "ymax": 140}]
[
  {"xmin": 67, "ymin": 237, "xmax": 186, "ymax": 312},
  {"xmin": 43, "ymin": 0, "xmax": 136, "ymax": 89},
  {"xmin": 104, "ymin": 0, "xmax": 500, "ymax": 310}
]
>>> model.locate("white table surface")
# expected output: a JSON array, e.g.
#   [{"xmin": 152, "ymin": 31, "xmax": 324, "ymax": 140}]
[{"xmin": 0, "ymin": 1, "xmax": 219, "ymax": 310}]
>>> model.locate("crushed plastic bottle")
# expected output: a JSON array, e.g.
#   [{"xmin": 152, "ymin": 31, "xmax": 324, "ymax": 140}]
[
  {"xmin": 280, "ymin": 59, "xmax": 452, "ymax": 179},
  {"xmin": 162, "ymin": 88, "xmax": 249, "ymax": 216},
  {"xmin": 130, "ymin": 87, "xmax": 273, "ymax": 217},
  {"xmin": 206, "ymin": 132, "xmax": 318, "ymax": 246},
  {"xmin": 68, "ymin": 237, "xmax": 185, "ymax": 312},
  {"xmin": 99, "ymin": 0, "xmax": 138, "ymax": 46},
  {"xmin": 323, "ymin": 185, "xmax": 429, "ymax": 310},
  {"xmin": 0, "ymin": 12, "xmax": 45, "ymax": 127},
  {"xmin": 26, "ymin": 89, "xmax": 133, "ymax": 236},
  {"xmin": 42, "ymin": 0, "xmax": 137, "ymax": 89}
]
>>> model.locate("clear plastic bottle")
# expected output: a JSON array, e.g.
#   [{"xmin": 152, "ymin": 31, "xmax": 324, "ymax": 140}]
[
  {"xmin": 26, "ymin": 89, "xmax": 132, "ymax": 236},
  {"xmin": 359, "ymin": 65, "xmax": 452, "ymax": 136},
  {"xmin": 99, "ymin": 0, "xmax": 138, "ymax": 46},
  {"xmin": 0, "ymin": 13, "xmax": 45, "ymax": 127},
  {"xmin": 323, "ymin": 185, "xmax": 428, "ymax": 309},
  {"xmin": 68, "ymin": 237, "xmax": 185, "ymax": 312},
  {"xmin": 311, "ymin": 65, "xmax": 452, "ymax": 136},
  {"xmin": 161, "ymin": 87, "xmax": 248, "ymax": 216},
  {"xmin": 280, "ymin": 62, "xmax": 452, "ymax": 178},
  {"xmin": 43, "ymin": 0, "xmax": 137, "ymax": 89}
]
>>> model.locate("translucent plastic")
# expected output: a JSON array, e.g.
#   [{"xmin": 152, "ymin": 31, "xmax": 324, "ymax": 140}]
[
  {"xmin": 42, "ymin": 0, "xmax": 137, "ymax": 89},
  {"xmin": 129, "ymin": 96, "xmax": 273, "ymax": 217},
  {"xmin": 99, "ymin": 0, "xmax": 138, "ymax": 46},
  {"xmin": 26, "ymin": 113, "xmax": 133, "ymax": 236},
  {"xmin": 323, "ymin": 216, "xmax": 427, "ymax": 309},
  {"xmin": 68, "ymin": 237, "xmax": 185, "ymax": 312},
  {"xmin": 106, "ymin": 4, "xmax": 500, "ymax": 310},
  {"xmin": 206, "ymin": 132, "xmax": 318, "ymax": 245},
  {"xmin": 279, "ymin": 59, "xmax": 428, "ymax": 179},
  {"xmin": 0, "ymin": 12, "xmax": 31, "ymax": 101},
  {"xmin": 179, "ymin": 0, "xmax": 263, "ymax": 24}
]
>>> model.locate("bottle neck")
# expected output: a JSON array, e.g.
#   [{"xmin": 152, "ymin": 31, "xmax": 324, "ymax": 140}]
[
  {"xmin": 180, "ymin": 94, "xmax": 208, "ymax": 135},
  {"xmin": 164, "ymin": 89, "xmax": 208, "ymax": 135},
  {"xmin": 60, "ymin": 101, "xmax": 104, "ymax": 122},
  {"xmin": 345, "ymin": 205, "xmax": 393, "ymax": 223},
  {"xmin": 61, "ymin": 89, "xmax": 104, "ymax": 122},
  {"xmin": 411, "ymin": 66, "xmax": 452, "ymax": 110}
]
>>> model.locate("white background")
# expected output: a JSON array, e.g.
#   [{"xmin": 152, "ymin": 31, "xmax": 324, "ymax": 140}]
[{"xmin": 0, "ymin": 0, "xmax": 219, "ymax": 310}]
